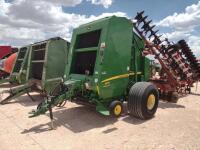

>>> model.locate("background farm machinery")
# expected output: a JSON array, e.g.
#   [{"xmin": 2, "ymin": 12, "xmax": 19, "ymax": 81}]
[
  {"xmin": 134, "ymin": 11, "xmax": 200, "ymax": 102},
  {"xmin": 0, "ymin": 37, "xmax": 70, "ymax": 104},
  {"xmin": 0, "ymin": 46, "xmax": 18, "ymax": 80},
  {"xmin": 0, "ymin": 46, "xmax": 30, "ymax": 85}
]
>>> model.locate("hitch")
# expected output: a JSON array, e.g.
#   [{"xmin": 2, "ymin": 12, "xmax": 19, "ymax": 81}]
[
  {"xmin": 29, "ymin": 93, "xmax": 68, "ymax": 118},
  {"xmin": 0, "ymin": 83, "xmax": 35, "ymax": 104},
  {"xmin": 29, "ymin": 92, "xmax": 70, "ymax": 129},
  {"xmin": 29, "ymin": 79, "xmax": 80, "ymax": 129}
]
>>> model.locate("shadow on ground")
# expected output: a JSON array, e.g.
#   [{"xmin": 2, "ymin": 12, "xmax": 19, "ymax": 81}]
[
  {"xmin": 158, "ymin": 101, "xmax": 185, "ymax": 109},
  {"xmin": 21, "ymin": 106, "xmax": 118, "ymax": 134},
  {"xmin": 21, "ymin": 103, "xmax": 148, "ymax": 134},
  {"xmin": 20, "ymin": 99, "xmax": 186, "ymax": 134},
  {"xmin": 1, "ymin": 93, "xmax": 43, "ymax": 107}
]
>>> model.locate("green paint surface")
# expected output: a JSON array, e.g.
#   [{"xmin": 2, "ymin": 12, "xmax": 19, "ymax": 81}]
[
  {"xmin": 65, "ymin": 16, "xmax": 150, "ymax": 102},
  {"xmin": 26, "ymin": 37, "xmax": 70, "ymax": 93}
]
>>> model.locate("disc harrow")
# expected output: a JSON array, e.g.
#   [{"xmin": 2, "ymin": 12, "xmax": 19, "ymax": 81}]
[
  {"xmin": 178, "ymin": 40, "xmax": 200, "ymax": 79},
  {"xmin": 133, "ymin": 11, "xmax": 199, "ymax": 97}
]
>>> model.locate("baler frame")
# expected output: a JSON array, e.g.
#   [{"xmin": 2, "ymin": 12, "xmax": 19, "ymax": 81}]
[{"xmin": 0, "ymin": 37, "xmax": 70, "ymax": 104}]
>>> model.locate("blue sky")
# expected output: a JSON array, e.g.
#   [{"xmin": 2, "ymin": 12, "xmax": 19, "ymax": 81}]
[
  {"xmin": 64, "ymin": 0, "xmax": 200, "ymax": 33},
  {"xmin": 65, "ymin": 0, "xmax": 197, "ymax": 20},
  {"xmin": 0, "ymin": 0, "xmax": 200, "ymax": 56}
]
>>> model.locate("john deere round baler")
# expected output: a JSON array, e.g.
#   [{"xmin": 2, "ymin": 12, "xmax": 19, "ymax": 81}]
[{"xmin": 30, "ymin": 16, "xmax": 159, "ymax": 128}]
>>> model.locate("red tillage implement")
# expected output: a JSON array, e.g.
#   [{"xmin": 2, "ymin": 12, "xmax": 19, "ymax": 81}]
[
  {"xmin": 0, "ymin": 46, "xmax": 17, "ymax": 79},
  {"xmin": 134, "ymin": 11, "xmax": 200, "ymax": 102},
  {"xmin": 0, "ymin": 46, "xmax": 12, "ymax": 59}
]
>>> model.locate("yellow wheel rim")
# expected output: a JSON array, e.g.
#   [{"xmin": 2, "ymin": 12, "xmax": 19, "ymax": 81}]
[
  {"xmin": 147, "ymin": 94, "xmax": 156, "ymax": 110},
  {"xmin": 114, "ymin": 104, "xmax": 122, "ymax": 116}
]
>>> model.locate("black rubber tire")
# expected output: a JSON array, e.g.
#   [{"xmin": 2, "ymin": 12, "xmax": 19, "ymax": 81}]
[
  {"xmin": 109, "ymin": 101, "xmax": 123, "ymax": 117},
  {"xmin": 168, "ymin": 92, "xmax": 179, "ymax": 103},
  {"xmin": 128, "ymin": 82, "xmax": 159, "ymax": 119}
]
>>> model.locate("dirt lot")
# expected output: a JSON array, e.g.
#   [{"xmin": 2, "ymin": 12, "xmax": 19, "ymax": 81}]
[{"xmin": 0, "ymin": 83, "xmax": 200, "ymax": 150}]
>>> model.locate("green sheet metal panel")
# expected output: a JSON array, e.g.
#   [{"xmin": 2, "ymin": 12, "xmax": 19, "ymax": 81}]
[
  {"xmin": 27, "ymin": 37, "xmax": 70, "ymax": 93},
  {"xmin": 143, "ymin": 57, "xmax": 150, "ymax": 81},
  {"xmin": 97, "ymin": 17, "xmax": 133, "ymax": 99},
  {"xmin": 44, "ymin": 38, "xmax": 70, "ymax": 92},
  {"xmin": 131, "ymin": 32, "xmax": 146, "ymax": 81}
]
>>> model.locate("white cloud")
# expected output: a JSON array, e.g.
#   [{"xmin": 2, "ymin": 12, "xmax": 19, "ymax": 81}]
[
  {"xmin": 161, "ymin": 31, "xmax": 200, "ymax": 57},
  {"xmin": 13, "ymin": 0, "xmax": 83, "ymax": 7},
  {"xmin": 0, "ymin": 27, "xmax": 44, "ymax": 40},
  {"xmin": 161, "ymin": 31, "xmax": 190, "ymax": 41},
  {"xmin": 87, "ymin": 0, "xmax": 113, "ymax": 8},
  {"xmin": 0, "ymin": 0, "xmax": 125, "ymax": 46},
  {"xmin": 43, "ymin": 0, "xmax": 83, "ymax": 7},
  {"xmin": 8, "ymin": 1, "xmax": 71, "ymax": 24},
  {"xmin": 0, "ymin": 0, "xmax": 10, "ymax": 15},
  {"xmin": 157, "ymin": 1, "xmax": 200, "ymax": 31},
  {"xmin": 157, "ymin": 1, "xmax": 200, "ymax": 57},
  {"xmin": 188, "ymin": 36, "xmax": 200, "ymax": 57}
]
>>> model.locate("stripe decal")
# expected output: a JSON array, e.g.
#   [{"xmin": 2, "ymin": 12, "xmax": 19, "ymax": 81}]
[
  {"xmin": 101, "ymin": 72, "xmax": 142, "ymax": 83},
  {"xmin": 96, "ymin": 85, "xmax": 100, "ymax": 95}
]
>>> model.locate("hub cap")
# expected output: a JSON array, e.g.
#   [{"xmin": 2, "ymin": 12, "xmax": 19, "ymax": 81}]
[
  {"xmin": 147, "ymin": 94, "xmax": 156, "ymax": 110},
  {"xmin": 114, "ymin": 105, "xmax": 122, "ymax": 116}
]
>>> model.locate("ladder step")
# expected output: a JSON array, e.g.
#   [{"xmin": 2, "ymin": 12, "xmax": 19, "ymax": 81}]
[
  {"xmin": 32, "ymin": 60, "xmax": 45, "ymax": 63},
  {"xmin": 17, "ymin": 59, "xmax": 24, "ymax": 61},
  {"xmin": 33, "ymin": 48, "xmax": 45, "ymax": 52}
]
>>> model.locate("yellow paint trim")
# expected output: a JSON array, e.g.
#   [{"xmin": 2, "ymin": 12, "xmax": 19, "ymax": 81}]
[
  {"xmin": 101, "ymin": 72, "xmax": 142, "ymax": 83},
  {"xmin": 96, "ymin": 85, "xmax": 100, "ymax": 95},
  {"xmin": 104, "ymin": 82, "xmax": 110, "ymax": 85}
]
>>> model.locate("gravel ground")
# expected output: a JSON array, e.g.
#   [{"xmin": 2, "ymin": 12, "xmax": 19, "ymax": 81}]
[{"xmin": 0, "ymin": 83, "xmax": 200, "ymax": 150}]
